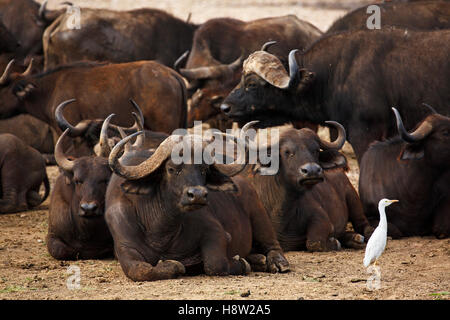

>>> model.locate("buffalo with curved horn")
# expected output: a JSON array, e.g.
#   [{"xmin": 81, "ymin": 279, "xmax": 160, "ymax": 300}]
[
  {"xmin": 104, "ymin": 121, "xmax": 289, "ymax": 281},
  {"xmin": 47, "ymin": 116, "xmax": 116, "ymax": 260},
  {"xmin": 359, "ymin": 107, "xmax": 450, "ymax": 239}
]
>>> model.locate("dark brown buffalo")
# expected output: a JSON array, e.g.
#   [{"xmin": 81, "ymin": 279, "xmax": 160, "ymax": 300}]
[
  {"xmin": 46, "ymin": 117, "xmax": 115, "ymax": 260},
  {"xmin": 0, "ymin": 114, "xmax": 56, "ymax": 164},
  {"xmin": 326, "ymin": 1, "xmax": 450, "ymax": 33},
  {"xmin": 105, "ymin": 128, "xmax": 289, "ymax": 281},
  {"xmin": 43, "ymin": 7, "xmax": 197, "ymax": 70},
  {"xmin": 0, "ymin": 133, "xmax": 49, "ymax": 213},
  {"xmin": 177, "ymin": 16, "xmax": 322, "ymax": 130},
  {"xmin": 242, "ymin": 122, "xmax": 373, "ymax": 251},
  {"xmin": 0, "ymin": 20, "xmax": 19, "ymax": 54},
  {"xmin": 221, "ymin": 29, "xmax": 450, "ymax": 163},
  {"xmin": 0, "ymin": 59, "xmax": 187, "ymax": 155},
  {"xmin": 0, "ymin": 0, "xmax": 62, "ymax": 62},
  {"xmin": 359, "ymin": 107, "xmax": 450, "ymax": 239}
]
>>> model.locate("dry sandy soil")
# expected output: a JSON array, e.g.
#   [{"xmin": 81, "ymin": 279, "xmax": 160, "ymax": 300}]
[{"xmin": 0, "ymin": 0, "xmax": 448, "ymax": 300}]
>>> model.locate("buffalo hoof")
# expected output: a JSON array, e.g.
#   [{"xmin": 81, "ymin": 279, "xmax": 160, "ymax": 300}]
[
  {"xmin": 157, "ymin": 259, "xmax": 186, "ymax": 276},
  {"xmin": 306, "ymin": 240, "xmax": 327, "ymax": 252},
  {"xmin": 246, "ymin": 253, "xmax": 267, "ymax": 272},
  {"xmin": 266, "ymin": 250, "xmax": 290, "ymax": 273},
  {"xmin": 363, "ymin": 226, "xmax": 375, "ymax": 240},
  {"xmin": 233, "ymin": 255, "xmax": 251, "ymax": 275}
]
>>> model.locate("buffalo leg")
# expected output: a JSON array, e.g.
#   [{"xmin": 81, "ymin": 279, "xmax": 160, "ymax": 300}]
[
  {"xmin": 339, "ymin": 231, "xmax": 365, "ymax": 249},
  {"xmin": 106, "ymin": 204, "xmax": 185, "ymax": 281},
  {"xmin": 201, "ymin": 228, "xmax": 249, "ymax": 276},
  {"xmin": 432, "ymin": 200, "xmax": 450, "ymax": 239},
  {"xmin": 46, "ymin": 234, "xmax": 79, "ymax": 260},
  {"xmin": 305, "ymin": 211, "xmax": 335, "ymax": 252},
  {"xmin": 0, "ymin": 187, "xmax": 21, "ymax": 213},
  {"xmin": 234, "ymin": 177, "xmax": 289, "ymax": 273},
  {"xmin": 345, "ymin": 184, "xmax": 374, "ymax": 240}
]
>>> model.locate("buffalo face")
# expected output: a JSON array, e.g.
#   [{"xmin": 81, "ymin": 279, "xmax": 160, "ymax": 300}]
[
  {"xmin": 68, "ymin": 158, "xmax": 112, "ymax": 217},
  {"xmin": 221, "ymin": 50, "xmax": 315, "ymax": 127}
]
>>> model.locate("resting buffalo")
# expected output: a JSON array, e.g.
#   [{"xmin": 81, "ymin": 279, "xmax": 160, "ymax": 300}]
[
  {"xmin": 0, "ymin": 59, "xmax": 187, "ymax": 155},
  {"xmin": 105, "ymin": 127, "xmax": 289, "ymax": 281},
  {"xmin": 327, "ymin": 1, "xmax": 450, "ymax": 33},
  {"xmin": 43, "ymin": 7, "xmax": 197, "ymax": 70},
  {"xmin": 0, "ymin": 0, "xmax": 62, "ymax": 63},
  {"xmin": 177, "ymin": 16, "xmax": 322, "ymax": 130},
  {"xmin": 46, "ymin": 117, "xmax": 115, "ymax": 260},
  {"xmin": 0, "ymin": 20, "xmax": 19, "ymax": 54},
  {"xmin": 359, "ymin": 107, "xmax": 450, "ymax": 239},
  {"xmin": 221, "ymin": 29, "xmax": 450, "ymax": 162},
  {"xmin": 0, "ymin": 114, "xmax": 56, "ymax": 164},
  {"xmin": 0, "ymin": 133, "xmax": 49, "ymax": 213},
  {"xmin": 242, "ymin": 122, "xmax": 373, "ymax": 251}
]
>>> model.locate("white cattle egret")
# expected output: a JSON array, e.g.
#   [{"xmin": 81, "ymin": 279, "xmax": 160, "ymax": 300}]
[{"xmin": 363, "ymin": 198, "xmax": 399, "ymax": 267}]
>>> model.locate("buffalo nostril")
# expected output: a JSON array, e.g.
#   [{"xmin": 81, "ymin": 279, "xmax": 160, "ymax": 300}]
[
  {"xmin": 220, "ymin": 103, "xmax": 231, "ymax": 114},
  {"xmin": 187, "ymin": 190, "xmax": 195, "ymax": 199},
  {"xmin": 80, "ymin": 203, "xmax": 98, "ymax": 212},
  {"xmin": 301, "ymin": 168, "xmax": 308, "ymax": 174}
]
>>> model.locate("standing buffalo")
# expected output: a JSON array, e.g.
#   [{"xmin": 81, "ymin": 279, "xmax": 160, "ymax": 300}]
[
  {"xmin": 242, "ymin": 122, "xmax": 373, "ymax": 251},
  {"xmin": 326, "ymin": 1, "xmax": 450, "ymax": 34},
  {"xmin": 359, "ymin": 107, "xmax": 450, "ymax": 239},
  {"xmin": 0, "ymin": 133, "xmax": 49, "ymax": 213},
  {"xmin": 46, "ymin": 116, "xmax": 115, "ymax": 260},
  {"xmin": 0, "ymin": 0, "xmax": 62, "ymax": 65},
  {"xmin": 105, "ymin": 127, "xmax": 289, "ymax": 281},
  {"xmin": 221, "ymin": 29, "xmax": 450, "ymax": 162},
  {"xmin": 0, "ymin": 59, "xmax": 187, "ymax": 155},
  {"xmin": 177, "ymin": 15, "xmax": 322, "ymax": 130},
  {"xmin": 43, "ymin": 7, "xmax": 197, "ymax": 70}
]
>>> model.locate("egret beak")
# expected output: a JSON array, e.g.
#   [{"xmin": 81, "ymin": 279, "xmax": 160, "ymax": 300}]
[{"xmin": 389, "ymin": 200, "xmax": 399, "ymax": 204}]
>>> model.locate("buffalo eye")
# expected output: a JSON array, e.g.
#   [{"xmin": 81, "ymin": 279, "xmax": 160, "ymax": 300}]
[
  {"xmin": 74, "ymin": 180, "xmax": 82, "ymax": 186},
  {"xmin": 245, "ymin": 82, "xmax": 258, "ymax": 91},
  {"xmin": 442, "ymin": 130, "xmax": 449, "ymax": 137}
]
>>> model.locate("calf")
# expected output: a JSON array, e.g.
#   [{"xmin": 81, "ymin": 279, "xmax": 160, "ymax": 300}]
[
  {"xmin": 243, "ymin": 122, "xmax": 373, "ymax": 251},
  {"xmin": 359, "ymin": 107, "xmax": 450, "ymax": 239},
  {"xmin": 0, "ymin": 133, "xmax": 49, "ymax": 213},
  {"xmin": 105, "ymin": 127, "xmax": 289, "ymax": 281},
  {"xmin": 46, "ymin": 116, "xmax": 114, "ymax": 260}
]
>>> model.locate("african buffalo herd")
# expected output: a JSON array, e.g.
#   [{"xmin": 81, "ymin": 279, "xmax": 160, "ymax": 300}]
[{"xmin": 0, "ymin": 0, "xmax": 448, "ymax": 284}]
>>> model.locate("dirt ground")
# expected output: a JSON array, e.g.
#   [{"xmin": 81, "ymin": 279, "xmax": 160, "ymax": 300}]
[{"xmin": 0, "ymin": 0, "xmax": 448, "ymax": 300}]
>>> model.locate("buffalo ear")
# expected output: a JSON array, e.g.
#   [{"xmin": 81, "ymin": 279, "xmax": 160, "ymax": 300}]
[
  {"xmin": 206, "ymin": 167, "xmax": 238, "ymax": 192},
  {"xmin": 121, "ymin": 180, "xmax": 154, "ymax": 195},
  {"xmin": 319, "ymin": 149, "xmax": 348, "ymax": 170},
  {"xmin": 296, "ymin": 68, "xmax": 315, "ymax": 92},
  {"xmin": 399, "ymin": 144, "xmax": 424, "ymax": 160},
  {"xmin": 13, "ymin": 81, "xmax": 36, "ymax": 99}
]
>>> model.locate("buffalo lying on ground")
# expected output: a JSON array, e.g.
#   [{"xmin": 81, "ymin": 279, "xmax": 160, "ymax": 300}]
[
  {"xmin": 46, "ymin": 117, "xmax": 115, "ymax": 260},
  {"xmin": 327, "ymin": 1, "xmax": 450, "ymax": 33},
  {"xmin": 359, "ymin": 107, "xmax": 450, "ymax": 239},
  {"xmin": 105, "ymin": 126, "xmax": 289, "ymax": 281},
  {"xmin": 242, "ymin": 122, "xmax": 373, "ymax": 251},
  {"xmin": 221, "ymin": 28, "xmax": 450, "ymax": 162},
  {"xmin": 0, "ymin": 133, "xmax": 49, "ymax": 213},
  {"xmin": 0, "ymin": 59, "xmax": 187, "ymax": 155},
  {"xmin": 43, "ymin": 7, "xmax": 197, "ymax": 70},
  {"xmin": 0, "ymin": 114, "xmax": 56, "ymax": 164},
  {"xmin": 177, "ymin": 15, "xmax": 322, "ymax": 130}
]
